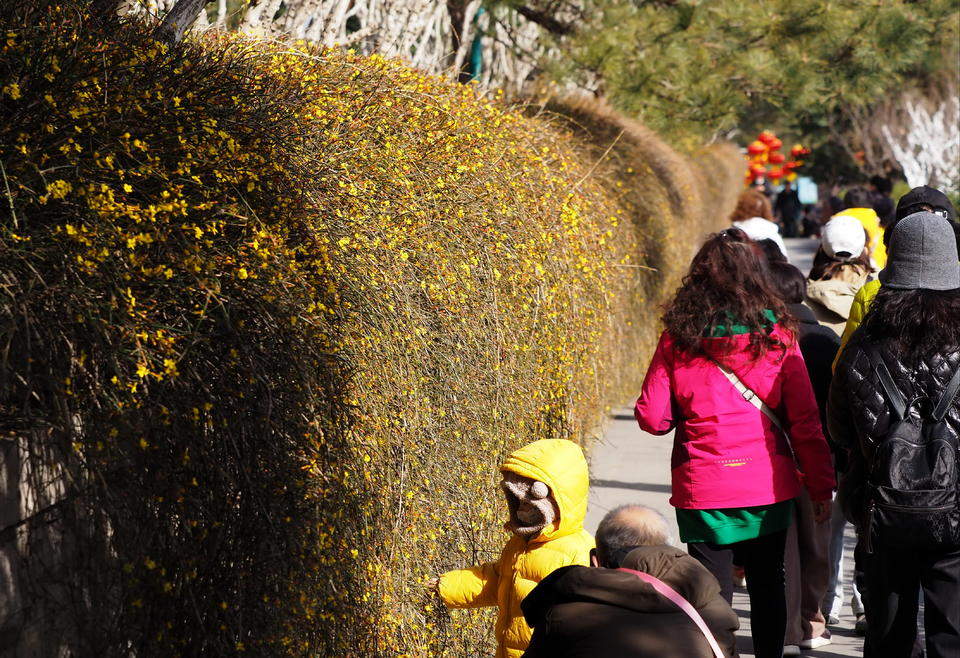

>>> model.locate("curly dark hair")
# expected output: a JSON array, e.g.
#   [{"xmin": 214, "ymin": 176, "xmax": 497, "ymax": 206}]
[
  {"xmin": 859, "ymin": 287, "xmax": 960, "ymax": 364},
  {"xmin": 662, "ymin": 228, "xmax": 795, "ymax": 358}
]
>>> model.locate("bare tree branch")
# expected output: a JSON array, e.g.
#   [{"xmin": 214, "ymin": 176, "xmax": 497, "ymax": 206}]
[
  {"xmin": 514, "ymin": 4, "xmax": 574, "ymax": 35},
  {"xmin": 88, "ymin": 0, "xmax": 124, "ymax": 25}
]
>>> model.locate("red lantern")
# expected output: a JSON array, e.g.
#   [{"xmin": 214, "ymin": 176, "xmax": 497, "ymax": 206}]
[
  {"xmin": 768, "ymin": 152, "xmax": 786, "ymax": 164},
  {"xmin": 748, "ymin": 163, "xmax": 766, "ymax": 177},
  {"xmin": 747, "ymin": 140, "xmax": 767, "ymax": 155},
  {"xmin": 790, "ymin": 144, "xmax": 807, "ymax": 158},
  {"xmin": 768, "ymin": 166, "xmax": 785, "ymax": 180},
  {"xmin": 768, "ymin": 137, "xmax": 783, "ymax": 151},
  {"xmin": 784, "ymin": 160, "xmax": 800, "ymax": 172},
  {"xmin": 758, "ymin": 131, "xmax": 777, "ymax": 146}
]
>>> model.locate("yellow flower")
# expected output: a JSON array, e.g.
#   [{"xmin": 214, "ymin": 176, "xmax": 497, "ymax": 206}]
[{"xmin": 2, "ymin": 83, "xmax": 20, "ymax": 100}]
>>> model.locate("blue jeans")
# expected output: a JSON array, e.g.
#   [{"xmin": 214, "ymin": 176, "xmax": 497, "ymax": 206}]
[{"xmin": 823, "ymin": 497, "xmax": 863, "ymax": 619}]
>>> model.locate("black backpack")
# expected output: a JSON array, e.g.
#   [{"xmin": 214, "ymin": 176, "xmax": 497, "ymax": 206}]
[{"xmin": 865, "ymin": 349, "xmax": 960, "ymax": 552}]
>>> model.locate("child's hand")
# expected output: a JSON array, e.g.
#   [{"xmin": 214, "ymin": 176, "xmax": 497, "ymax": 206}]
[{"xmin": 427, "ymin": 577, "xmax": 440, "ymax": 591}]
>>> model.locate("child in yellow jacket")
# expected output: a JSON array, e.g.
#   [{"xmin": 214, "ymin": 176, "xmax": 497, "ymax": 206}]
[{"xmin": 430, "ymin": 439, "xmax": 594, "ymax": 658}]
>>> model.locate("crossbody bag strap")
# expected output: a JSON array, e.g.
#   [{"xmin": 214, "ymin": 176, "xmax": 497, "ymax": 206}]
[
  {"xmin": 617, "ymin": 568, "xmax": 725, "ymax": 658},
  {"xmin": 713, "ymin": 360, "xmax": 786, "ymax": 434},
  {"xmin": 866, "ymin": 348, "xmax": 907, "ymax": 420},
  {"xmin": 932, "ymin": 364, "xmax": 960, "ymax": 422}
]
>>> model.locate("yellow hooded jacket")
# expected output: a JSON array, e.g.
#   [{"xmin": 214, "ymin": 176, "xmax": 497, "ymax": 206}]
[
  {"xmin": 833, "ymin": 278, "xmax": 881, "ymax": 370},
  {"xmin": 438, "ymin": 439, "xmax": 594, "ymax": 658}
]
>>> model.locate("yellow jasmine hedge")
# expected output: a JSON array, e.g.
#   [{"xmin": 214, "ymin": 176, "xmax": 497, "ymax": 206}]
[{"xmin": 0, "ymin": 1, "xmax": 740, "ymax": 655}]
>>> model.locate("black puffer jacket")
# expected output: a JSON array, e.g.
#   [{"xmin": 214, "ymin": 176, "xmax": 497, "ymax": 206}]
[{"xmin": 828, "ymin": 335, "xmax": 960, "ymax": 529}]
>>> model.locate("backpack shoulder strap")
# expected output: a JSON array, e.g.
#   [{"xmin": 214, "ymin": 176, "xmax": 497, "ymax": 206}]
[
  {"xmin": 932, "ymin": 364, "xmax": 960, "ymax": 422},
  {"xmin": 867, "ymin": 347, "xmax": 907, "ymax": 420},
  {"xmin": 617, "ymin": 568, "xmax": 725, "ymax": 658}
]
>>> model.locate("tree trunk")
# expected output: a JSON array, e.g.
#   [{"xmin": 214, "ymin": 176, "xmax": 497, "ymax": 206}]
[{"xmin": 157, "ymin": 0, "xmax": 208, "ymax": 44}]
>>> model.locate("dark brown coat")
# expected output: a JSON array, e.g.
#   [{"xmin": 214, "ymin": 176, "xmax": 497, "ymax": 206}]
[{"xmin": 521, "ymin": 546, "xmax": 739, "ymax": 658}]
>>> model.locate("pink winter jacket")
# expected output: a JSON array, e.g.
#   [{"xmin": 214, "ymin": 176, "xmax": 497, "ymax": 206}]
[{"xmin": 634, "ymin": 325, "xmax": 835, "ymax": 509}]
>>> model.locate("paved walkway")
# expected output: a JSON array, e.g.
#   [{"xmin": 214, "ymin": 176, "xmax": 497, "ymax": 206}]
[{"xmin": 585, "ymin": 236, "xmax": 864, "ymax": 657}]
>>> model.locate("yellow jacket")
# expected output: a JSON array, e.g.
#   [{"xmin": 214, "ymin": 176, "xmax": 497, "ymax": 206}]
[
  {"xmin": 438, "ymin": 439, "xmax": 594, "ymax": 658},
  {"xmin": 833, "ymin": 207, "xmax": 886, "ymax": 269},
  {"xmin": 833, "ymin": 278, "xmax": 881, "ymax": 370}
]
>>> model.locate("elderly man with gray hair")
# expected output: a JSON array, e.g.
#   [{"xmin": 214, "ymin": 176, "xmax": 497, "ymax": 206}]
[{"xmin": 521, "ymin": 504, "xmax": 739, "ymax": 658}]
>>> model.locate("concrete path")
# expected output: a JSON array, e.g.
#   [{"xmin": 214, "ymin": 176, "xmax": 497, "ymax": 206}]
[
  {"xmin": 785, "ymin": 236, "xmax": 819, "ymax": 277},
  {"xmin": 585, "ymin": 236, "xmax": 864, "ymax": 657}
]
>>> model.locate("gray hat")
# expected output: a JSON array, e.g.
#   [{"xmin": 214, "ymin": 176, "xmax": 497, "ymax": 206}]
[{"xmin": 879, "ymin": 211, "xmax": 960, "ymax": 290}]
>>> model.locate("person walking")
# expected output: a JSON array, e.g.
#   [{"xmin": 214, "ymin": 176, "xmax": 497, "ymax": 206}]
[
  {"xmin": 868, "ymin": 175, "xmax": 896, "ymax": 229},
  {"xmin": 836, "ymin": 185, "xmax": 958, "ymax": 361},
  {"xmin": 832, "ymin": 187, "xmax": 887, "ymax": 270},
  {"xmin": 730, "ymin": 189, "xmax": 789, "ymax": 260},
  {"xmin": 829, "ymin": 212, "xmax": 960, "ymax": 658},
  {"xmin": 805, "ymin": 215, "xmax": 873, "ymax": 336},
  {"xmin": 766, "ymin": 262, "xmax": 838, "ymax": 652},
  {"xmin": 775, "ymin": 181, "xmax": 804, "ymax": 238},
  {"xmin": 800, "ymin": 214, "xmax": 872, "ymax": 632},
  {"xmin": 634, "ymin": 228, "xmax": 835, "ymax": 658}
]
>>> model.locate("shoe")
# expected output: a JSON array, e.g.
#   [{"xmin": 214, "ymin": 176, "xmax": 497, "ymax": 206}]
[
  {"xmin": 855, "ymin": 613, "xmax": 868, "ymax": 636},
  {"xmin": 783, "ymin": 646, "xmax": 801, "ymax": 657},
  {"xmin": 800, "ymin": 634, "xmax": 832, "ymax": 649},
  {"xmin": 732, "ymin": 565, "xmax": 746, "ymax": 588},
  {"xmin": 826, "ymin": 613, "xmax": 841, "ymax": 625}
]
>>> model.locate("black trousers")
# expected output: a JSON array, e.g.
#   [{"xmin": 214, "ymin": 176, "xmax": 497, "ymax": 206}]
[
  {"xmin": 688, "ymin": 529, "xmax": 788, "ymax": 658},
  {"xmin": 862, "ymin": 543, "xmax": 960, "ymax": 658}
]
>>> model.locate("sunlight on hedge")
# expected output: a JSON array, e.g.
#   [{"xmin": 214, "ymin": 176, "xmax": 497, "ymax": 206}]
[{"xmin": 0, "ymin": 2, "xmax": 741, "ymax": 655}]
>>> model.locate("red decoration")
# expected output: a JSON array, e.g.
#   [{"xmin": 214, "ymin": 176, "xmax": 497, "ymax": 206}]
[{"xmin": 743, "ymin": 131, "xmax": 810, "ymax": 187}]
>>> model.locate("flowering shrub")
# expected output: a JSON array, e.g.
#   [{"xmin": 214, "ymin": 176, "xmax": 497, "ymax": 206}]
[{"xmin": 0, "ymin": 2, "xmax": 740, "ymax": 655}]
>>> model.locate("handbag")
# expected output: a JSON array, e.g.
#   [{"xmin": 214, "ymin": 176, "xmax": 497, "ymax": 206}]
[{"xmin": 617, "ymin": 568, "xmax": 725, "ymax": 658}]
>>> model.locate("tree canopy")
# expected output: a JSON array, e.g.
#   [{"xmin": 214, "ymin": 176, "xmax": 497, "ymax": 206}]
[{"xmin": 551, "ymin": 0, "xmax": 959, "ymax": 174}]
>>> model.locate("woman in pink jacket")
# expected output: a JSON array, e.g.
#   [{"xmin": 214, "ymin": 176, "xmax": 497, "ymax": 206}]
[{"xmin": 634, "ymin": 228, "xmax": 835, "ymax": 658}]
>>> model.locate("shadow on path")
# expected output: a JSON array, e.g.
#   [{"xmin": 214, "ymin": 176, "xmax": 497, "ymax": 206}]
[{"xmin": 590, "ymin": 479, "xmax": 672, "ymax": 494}]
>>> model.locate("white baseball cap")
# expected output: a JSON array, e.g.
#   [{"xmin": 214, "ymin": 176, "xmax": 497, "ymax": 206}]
[{"xmin": 822, "ymin": 215, "xmax": 866, "ymax": 259}]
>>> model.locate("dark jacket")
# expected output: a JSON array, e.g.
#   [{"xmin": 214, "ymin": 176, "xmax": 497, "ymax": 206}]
[
  {"xmin": 828, "ymin": 334, "xmax": 960, "ymax": 528},
  {"xmin": 790, "ymin": 303, "xmax": 840, "ymax": 427},
  {"xmin": 790, "ymin": 303, "xmax": 842, "ymax": 468},
  {"xmin": 520, "ymin": 546, "xmax": 739, "ymax": 658}
]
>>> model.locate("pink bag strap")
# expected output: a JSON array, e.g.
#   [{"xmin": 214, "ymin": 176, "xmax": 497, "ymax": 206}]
[{"xmin": 617, "ymin": 568, "xmax": 725, "ymax": 658}]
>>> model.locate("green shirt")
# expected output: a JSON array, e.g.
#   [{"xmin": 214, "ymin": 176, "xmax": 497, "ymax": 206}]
[
  {"xmin": 708, "ymin": 309, "xmax": 778, "ymax": 337},
  {"xmin": 677, "ymin": 500, "xmax": 794, "ymax": 545}
]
